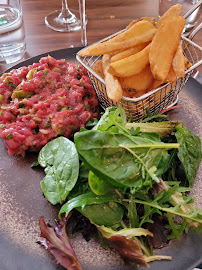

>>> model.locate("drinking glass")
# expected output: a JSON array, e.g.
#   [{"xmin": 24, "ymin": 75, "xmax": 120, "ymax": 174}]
[
  {"xmin": 158, "ymin": 0, "xmax": 202, "ymax": 36},
  {"xmin": 45, "ymin": 0, "xmax": 85, "ymax": 32},
  {"xmin": 0, "ymin": 0, "xmax": 26, "ymax": 64},
  {"xmin": 79, "ymin": 0, "xmax": 87, "ymax": 46}
]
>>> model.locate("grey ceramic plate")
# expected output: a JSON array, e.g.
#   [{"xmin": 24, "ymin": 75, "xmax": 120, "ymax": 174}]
[{"xmin": 0, "ymin": 47, "xmax": 201, "ymax": 270}]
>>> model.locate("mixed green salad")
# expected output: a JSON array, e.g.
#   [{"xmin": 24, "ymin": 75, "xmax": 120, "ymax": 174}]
[{"xmin": 37, "ymin": 107, "xmax": 202, "ymax": 269}]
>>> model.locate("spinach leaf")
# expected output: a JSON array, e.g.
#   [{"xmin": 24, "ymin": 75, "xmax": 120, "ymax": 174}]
[
  {"xmin": 38, "ymin": 137, "xmax": 79, "ymax": 205},
  {"xmin": 88, "ymin": 170, "xmax": 115, "ymax": 195},
  {"xmin": 59, "ymin": 191, "xmax": 119, "ymax": 218},
  {"xmin": 175, "ymin": 126, "xmax": 202, "ymax": 186},
  {"xmin": 78, "ymin": 201, "xmax": 124, "ymax": 226},
  {"xmin": 68, "ymin": 179, "xmax": 90, "ymax": 200},
  {"xmin": 74, "ymin": 130, "xmax": 179, "ymax": 190},
  {"xmin": 78, "ymin": 162, "xmax": 89, "ymax": 181}
]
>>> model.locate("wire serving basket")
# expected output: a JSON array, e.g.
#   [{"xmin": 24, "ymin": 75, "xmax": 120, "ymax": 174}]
[{"xmin": 76, "ymin": 27, "xmax": 202, "ymax": 121}]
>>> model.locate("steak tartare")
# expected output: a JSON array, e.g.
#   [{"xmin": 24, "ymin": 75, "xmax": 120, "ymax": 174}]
[{"xmin": 0, "ymin": 56, "xmax": 99, "ymax": 155}]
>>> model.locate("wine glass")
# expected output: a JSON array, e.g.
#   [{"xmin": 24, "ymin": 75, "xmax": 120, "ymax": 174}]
[{"xmin": 45, "ymin": 0, "xmax": 85, "ymax": 33}]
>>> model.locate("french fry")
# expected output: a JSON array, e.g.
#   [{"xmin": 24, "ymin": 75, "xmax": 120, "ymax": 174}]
[
  {"xmin": 165, "ymin": 65, "xmax": 177, "ymax": 82},
  {"xmin": 79, "ymin": 6, "xmax": 191, "ymax": 119},
  {"xmin": 111, "ymin": 42, "xmax": 149, "ymax": 62},
  {"xmin": 149, "ymin": 15, "xmax": 186, "ymax": 81},
  {"xmin": 108, "ymin": 43, "xmax": 151, "ymax": 77},
  {"xmin": 126, "ymin": 17, "xmax": 156, "ymax": 29},
  {"xmin": 146, "ymin": 79, "xmax": 164, "ymax": 92},
  {"xmin": 172, "ymin": 43, "xmax": 185, "ymax": 78},
  {"xmin": 126, "ymin": 19, "xmax": 139, "ymax": 29},
  {"xmin": 79, "ymin": 21, "xmax": 156, "ymax": 57},
  {"xmin": 184, "ymin": 56, "xmax": 192, "ymax": 69},
  {"xmin": 119, "ymin": 64, "xmax": 153, "ymax": 91},
  {"xmin": 122, "ymin": 88, "xmax": 148, "ymax": 98},
  {"xmin": 109, "ymin": 49, "xmax": 124, "ymax": 58},
  {"xmin": 156, "ymin": 3, "xmax": 182, "ymax": 28},
  {"xmin": 93, "ymin": 59, "xmax": 104, "ymax": 79},
  {"xmin": 102, "ymin": 54, "xmax": 123, "ymax": 102}
]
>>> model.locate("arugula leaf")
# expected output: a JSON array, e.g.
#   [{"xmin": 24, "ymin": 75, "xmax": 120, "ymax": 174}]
[
  {"xmin": 131, "ymin": 193, "xmax": 202, "ymax": 227},
  {"xmin": 92, "ymin": 107, "xmax": 122, "ymax": 131},
  {"xmin": 85, "ymin": 118, "xmax": 99, "ymax": 128},
  {"xmin": 175, "ymin": 126, "xmax": 202, "ymax": 186},
  {"xmin": 128, "ymin": 194, "xmax": 139, "ymax": 228},
  {"xmin": 139, "ymin": 108, "xmax": 168, "ymax": 123},
  {"xmin": 38, "ymin": 137, "xmax": 79, "ymax": 205},
  {"xmin": 165, "ymin": 213, "xmax": 181, "ymax": 240}
]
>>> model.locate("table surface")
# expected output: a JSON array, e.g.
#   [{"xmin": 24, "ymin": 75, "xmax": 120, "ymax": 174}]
[{"xmin": 0, "ymin": 0, "xmax": 201, "ymax": 74}]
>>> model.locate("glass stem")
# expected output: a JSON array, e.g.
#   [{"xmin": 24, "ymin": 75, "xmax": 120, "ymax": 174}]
[
  {"xmin": 60, "ymin": 0, "xmax": 74, "ymax": 19},
  {"xmin": 78, "ymin": 0, "xmax": 87, "ymax": 46}
]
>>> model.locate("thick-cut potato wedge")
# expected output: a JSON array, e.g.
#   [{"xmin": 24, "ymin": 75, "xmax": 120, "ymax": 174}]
[
  {"xmin": 109, "ymin": 20, "xmax": 156, "ymax": 44},
  {"xmin": 111, "ymin": 42, "xmax": 149, "ymax": 62},
  {"xmin": 172, "ymin": 43, "xmax": 185, "ymax": 78},
  {"xmin": 184, "ymin": 56, "xmax": 192, "ymax": 69},
  {"xmin": 165, "ymin": 65, "xmax": 177, "ymax": 82},
  {"xmin": 93, "ymin": 59, "xmax": 104, "ymax": 79},
  {"xmin": 156, "ymin": 4, "xmax": 182, "ymax": 28},
  {"xmin": 79, "ymin": 21, "xmax": 156, "ymax": 56},
  {"xmin": 119, "ymin": 64, "xmax": 153, "ymax": 91},
  {"xmin": 122, "ymin": 88, "xmax": 148, "ymax": 98},
  {"xmin": 102, "ymin": 54, "xmax": 123, "ymax": 102},
  {"xmin": 108, "ymin": 43, "xmax": 151, "ymax": 77},
  {"xmin": 146, "ymin": 79, "xmax": 163, "ymax": 92},
  {"xmin": 126, "ymin": 19, "xmax": 139, "ymax": 29},
  {"xmin": 127, "ymin": 17, "xmax": 156, "ymax": 29},
  {"xmin": 109, "ymin": 49, "xmax": 124, "ymax": 58},
  {"xmin": 149, "ymin": 15, "xmax": 186, "ymax": 81}
]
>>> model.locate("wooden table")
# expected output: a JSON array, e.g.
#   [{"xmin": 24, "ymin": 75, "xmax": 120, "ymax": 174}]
[{"xmin": 0, "ymin": 0, "xmax": 201, "ymax": 73}]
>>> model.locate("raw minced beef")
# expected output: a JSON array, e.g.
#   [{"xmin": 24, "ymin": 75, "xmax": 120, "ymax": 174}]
[{"xmin": 0, "ymin": 56, "xmax": 99, "ymax": 155}]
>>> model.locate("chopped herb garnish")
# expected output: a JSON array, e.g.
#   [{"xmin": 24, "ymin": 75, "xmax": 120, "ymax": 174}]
[
  {"xmin": 77, "ymin": 73, "xmax": 81, "ymax": 80},
  {"xmin": 67, "ymin": 84, "xmax": 71, "ymax": 89},
  {"xmin": 44, "ymin": 119, "xmax": 51, "ymax": 129},
  {"xmin": 8, "ymin": 81, "xmax": 16, "ymax": 88},
  {"xmin": 19, "ymin": 102, "xmax": 24, "ymax": 108},
  {"xmin": 42, "ymin": 69, "xmax": 48, "ymax": 75},
  {"xmin": 6, "ymin": 133, "xmax": 12, "ymax": 139},
  {"xmin": 57, "ymin": 106, "xmax": 62, "ymax": 111}
]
